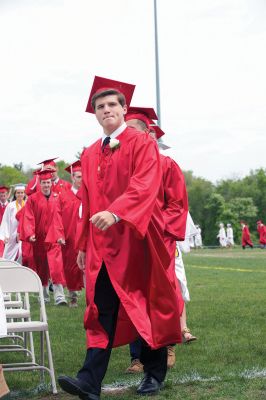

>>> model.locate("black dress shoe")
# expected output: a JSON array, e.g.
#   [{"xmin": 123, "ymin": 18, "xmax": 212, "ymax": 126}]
[
  {"xmin": 137, "ymin": 373, "xmax": 162, "ymax": 396},
  {"xmin": 58, "ymin": 375, "xmax": 100, "ymax": 400}
]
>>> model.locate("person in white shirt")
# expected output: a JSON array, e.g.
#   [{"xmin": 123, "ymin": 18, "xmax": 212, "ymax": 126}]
[
  {"xmin": 0, "ymin": 184, "xmax": 26, "ymax": 261},
  {"xmin": 217, "ymin": 223, "xmax": 227, "ymax": 247},
  {"xmin": 194, "ymin": 225, "xmax": 203, "ymax": 248},
  {"xmin": 226, "ymin": 223, "xmax": 234, "ymax": 247}
]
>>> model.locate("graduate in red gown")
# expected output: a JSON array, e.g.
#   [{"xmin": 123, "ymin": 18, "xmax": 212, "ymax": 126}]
[
  {"xmin": 16, "ymin": 207, "xmax": 35, "ymax": 270},
  {"xmin": 60, "ymin": 160, "xmax": 84, "ymax": 307},
  {"xmin": 256, "ymin": 220, "xmax": 266, "ymax": 248},
  {"xmin": 20, "ymin": 170, "xmax": 67, "ymax": 305},
  {"xmin": 58, "ymin": 77, "xmax": 180, "ymax": 398},
  {"xmin": 124, "ymin": 107, "xmax": 189, "ymax": 372},
  {"xmin": 240, "ymin": 221, "xmax": 253, "ymax": 249},
  {"xmin": 0, "ymin": 186, "xmax": 9, "ymax": 257}
]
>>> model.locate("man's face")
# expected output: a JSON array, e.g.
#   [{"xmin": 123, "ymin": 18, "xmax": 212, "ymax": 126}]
[
  {"xmin": 95, "ymin": 95, "xmax": 127, "ymax": 134},
  {"xmin": 0, "ymin": 192, "xmax": 8, "ymax": 203},
  {"xmin": 72, "ymin": 172, "xmax": 82, "ymax": 190},
  {"xmin": 40, "ymin": 179, "xmax": 52, "ymax": 195}
]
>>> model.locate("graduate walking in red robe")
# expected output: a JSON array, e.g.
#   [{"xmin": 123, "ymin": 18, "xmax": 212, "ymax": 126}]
[
  {"xmin": 60, "ymin": 161, "xmax": 84, "ymax": 307},
  {"xmin": 20, "ymin": 171, "xmax": 67, "ymax": 305},
  {"xmin": 241, "ymin": 221, "xmax": 253, "ymax": 249},
  {"xmin": 124, "ymin": 107, "xmax": 189, "ymax": 372},
  {"xmin": 58, "ymin": 77, "xmax": 180, "ymax": 399},
  {"xmin": 257, "ymin": 220, "xmax": 266, "ymax": 248}
]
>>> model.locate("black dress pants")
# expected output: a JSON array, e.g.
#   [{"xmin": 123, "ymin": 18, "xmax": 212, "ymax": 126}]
[{"xmin": 77, "ymin": 263, "xmax": 167, "ymax": 395}]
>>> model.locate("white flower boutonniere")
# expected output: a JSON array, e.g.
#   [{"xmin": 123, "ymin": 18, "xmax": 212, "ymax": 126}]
[{"xmin": 109, "ymin": 138, "xmax": 120, "ymax": 151}]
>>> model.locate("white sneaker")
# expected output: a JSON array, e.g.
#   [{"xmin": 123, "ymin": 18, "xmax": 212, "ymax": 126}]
[{"xmin": 53, "ymin": 284, "xmax": 67, "ymax": 306}]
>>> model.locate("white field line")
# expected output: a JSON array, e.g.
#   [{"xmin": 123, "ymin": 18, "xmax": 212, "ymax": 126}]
[
  {"xmin": 102, "ymin": 368, "xmax": 266, "ymax": 392},
  {"xmin": 188, "ymin": 265, "xmax": 266, "ymax": 273}
]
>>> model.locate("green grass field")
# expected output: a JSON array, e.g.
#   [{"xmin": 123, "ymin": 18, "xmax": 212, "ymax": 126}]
[{"xmin": 1, "ymin": 248, "xmax": 266, "ymax": 399}]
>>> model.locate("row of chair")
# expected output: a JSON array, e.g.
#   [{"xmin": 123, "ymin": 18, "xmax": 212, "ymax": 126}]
[{"xmin": 0, "ymin": 259, "xmax": 57, "ymax": 394}]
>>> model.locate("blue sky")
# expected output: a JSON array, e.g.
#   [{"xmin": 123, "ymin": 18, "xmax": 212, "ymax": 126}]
[{"xmin": 0, "ymin": 0, "xmax": 265, "ymax": 182}]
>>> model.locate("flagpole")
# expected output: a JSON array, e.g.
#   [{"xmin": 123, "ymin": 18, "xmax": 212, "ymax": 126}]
[{"xmin": 154, "ymin": 0, "xmax": 161, "ymax": 126}]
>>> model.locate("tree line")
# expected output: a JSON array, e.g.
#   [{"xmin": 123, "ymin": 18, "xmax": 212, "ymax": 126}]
[{"xmin": 1, "ymin": 162, "xmax": 265, "ymax": 245}]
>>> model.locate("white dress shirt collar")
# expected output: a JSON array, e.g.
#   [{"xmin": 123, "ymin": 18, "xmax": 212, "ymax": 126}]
[{"xmin": 101, "ymin": 122, "xmax": 127, "ymax": 143}]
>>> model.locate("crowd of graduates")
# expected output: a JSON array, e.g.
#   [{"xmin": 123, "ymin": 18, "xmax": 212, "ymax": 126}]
[
  {"xmin": 216, "ymin": 221, "xmax": 266, "ymax": 249},
  {"xmin": 1, "ymin": 75, "xmax": 265, "ymax": 399}
]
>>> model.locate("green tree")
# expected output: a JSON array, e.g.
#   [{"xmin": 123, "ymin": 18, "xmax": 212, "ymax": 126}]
[
  {"xmin": 183, "ymin": 171, "xmax": 214, "ymax": 238},
  {"xmin": 0, "ymin": 165, "xmax": 27, "ymax": 187},
  {"xmin": 56, "ymin": 160, "xmax": 71, "ymax": 182},
  {"xmin": 203, "ymin": 193, "xmax": 226, "ymax": 245}
]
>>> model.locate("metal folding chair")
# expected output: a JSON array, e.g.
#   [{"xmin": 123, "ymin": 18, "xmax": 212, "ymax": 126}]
[{"xmin": 0, "ymin": 264, "xmax": 57, "ymax": 394}]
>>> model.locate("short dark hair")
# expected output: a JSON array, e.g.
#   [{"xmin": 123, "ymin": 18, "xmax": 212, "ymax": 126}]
[{"xmin": 91, "ymin": 89, "xmax": 126, "ymax": 111}]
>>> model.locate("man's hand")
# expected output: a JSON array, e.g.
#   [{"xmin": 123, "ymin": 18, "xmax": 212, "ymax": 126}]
[
  {"xmin": 77, "ymin": 251, "xmax": 86, "ymax": 270},
  {"xmin": 57, "ymin": 238, "xmax": 66, "ymax": 245},
  {"xmin": 90, "ymin": 211, "xmax": 116, "ymax": 231},
  {"xmin": 4, "ymin": 237, "xmax": 9, "ymax": 244},
  {"xmin": 29, "ymin": 235, "xmax": 36, "ymax": 242}
]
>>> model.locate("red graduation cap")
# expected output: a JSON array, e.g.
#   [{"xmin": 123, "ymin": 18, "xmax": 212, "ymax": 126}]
[
  {"xmin": 125, "ymin": 106, "xmax": 158, "ymax": 129},
  {"xmin": 37, "ymin": 158, "xmax": 58, "ymax": 170},
  {"xmin": 126, "ymin": 107, "xmax": 158, "ymax": 120},
  {"xmin": 85, "ymin": 76, "xmax": 136, "ymax": 114},
  {"xmin": 65, "ymin": 160, "xmax": 81, "ymax": 174},
  {"xmin": 0, "ymin": 186, "xmax": 9, "ymax": 193},
  {"xmin": 37, "ymin": 170, "xmax": 53, "ymax": 181},
  {"xmin": 33, "ymin": 169, "xmax": 42, "ymax": 175},
  {"xmin": 148, "ymin": 119, "xmax": 165, "ymax": 139}
]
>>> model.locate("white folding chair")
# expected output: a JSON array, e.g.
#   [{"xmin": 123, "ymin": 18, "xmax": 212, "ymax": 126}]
[
  {"xmin": 0, "ymin": 259, "xmax": 34, "ymax": 361},
  {"xmin": 0, "ymin": 265, "xmax": 57, "ymax": 394}
]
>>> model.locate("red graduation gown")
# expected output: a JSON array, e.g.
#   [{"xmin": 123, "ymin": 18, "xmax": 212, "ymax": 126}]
[
  {"xmin": 60, "ymin": 189, "xmax": 84, "ymax": 291},
  {"xmin": 77, "ymin": 126, "xmax": 181, "ymax": 350},
  {"xmin": 52, "ymin": 178, "xmax": 72, "ymax": 195},
  {"xmin": 257, "ymin": 224, "xmax": 266, "ymax": 245},
  {"xmin": 19, "ymin": 191, "xmax": 65, "ymax": 286},
  {"xmin": 16, "ymin": 207, "xmax": 35, "ymax": 270},
  {"xmin": 242, "ymin": 225, "xmax": 253, "ymax": 247},
  {"xmin": 158, "ymin": 155, "xmax": 189, "ymax": 316}
]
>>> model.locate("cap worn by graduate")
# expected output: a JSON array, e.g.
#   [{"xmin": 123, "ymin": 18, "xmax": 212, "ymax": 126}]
[
  {"xmin": 125, "ymin": 106, "xmax": 158, "ymax": 129},
  {"xmin": 37, "ymin": 158, "xmax": 58, "ymax": 171},
  {"xmin": 37, "ymin": 170, "xmax": 53, "ymax": 181},
  {"xmin": 65, "ymin": 160, "xmax": 82, "ymax": 175},
  {"xmin": 125, "ymin": 106, "xmax": 165, "ymax": 140},
  {"xmin": 85, "ymin": 76, "xmax": 136, "ymax": 114},
  {"xmin": 14, "ymin": 184, "xmax": 26, "ymax": 191},
  {"xmin": 0, "ymin": 186, "xmax": 9, "ymax": 193}
]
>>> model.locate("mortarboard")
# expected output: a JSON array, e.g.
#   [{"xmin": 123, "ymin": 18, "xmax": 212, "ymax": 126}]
[
  {"xmin": 125, "ymin": 107, "xmax": 158, "ymax": 129},
  {"xmin": 85, "ymin": 76, "xmax": 135, "ymax": 114},
  {"xmin": 37, "ymin": 158, "xmax": 58, "ymax": 170},
  {"xmin": 0, "ymin": 186, "xmax": 9, "ymax": 193},
  {"xmin": 37, "ymin": 170, "xmax": 53, "ymax": 181},
  {"xmin": 148, "ymin": 120, "xmax": 165, "ymax": 139},
  {"xmin": 65, "ymin": 160, "xmax": 82, "ymax": 175},
  {"xmin": 12, "ymin": 183, "xmax": 26, "ymax": 191}
]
